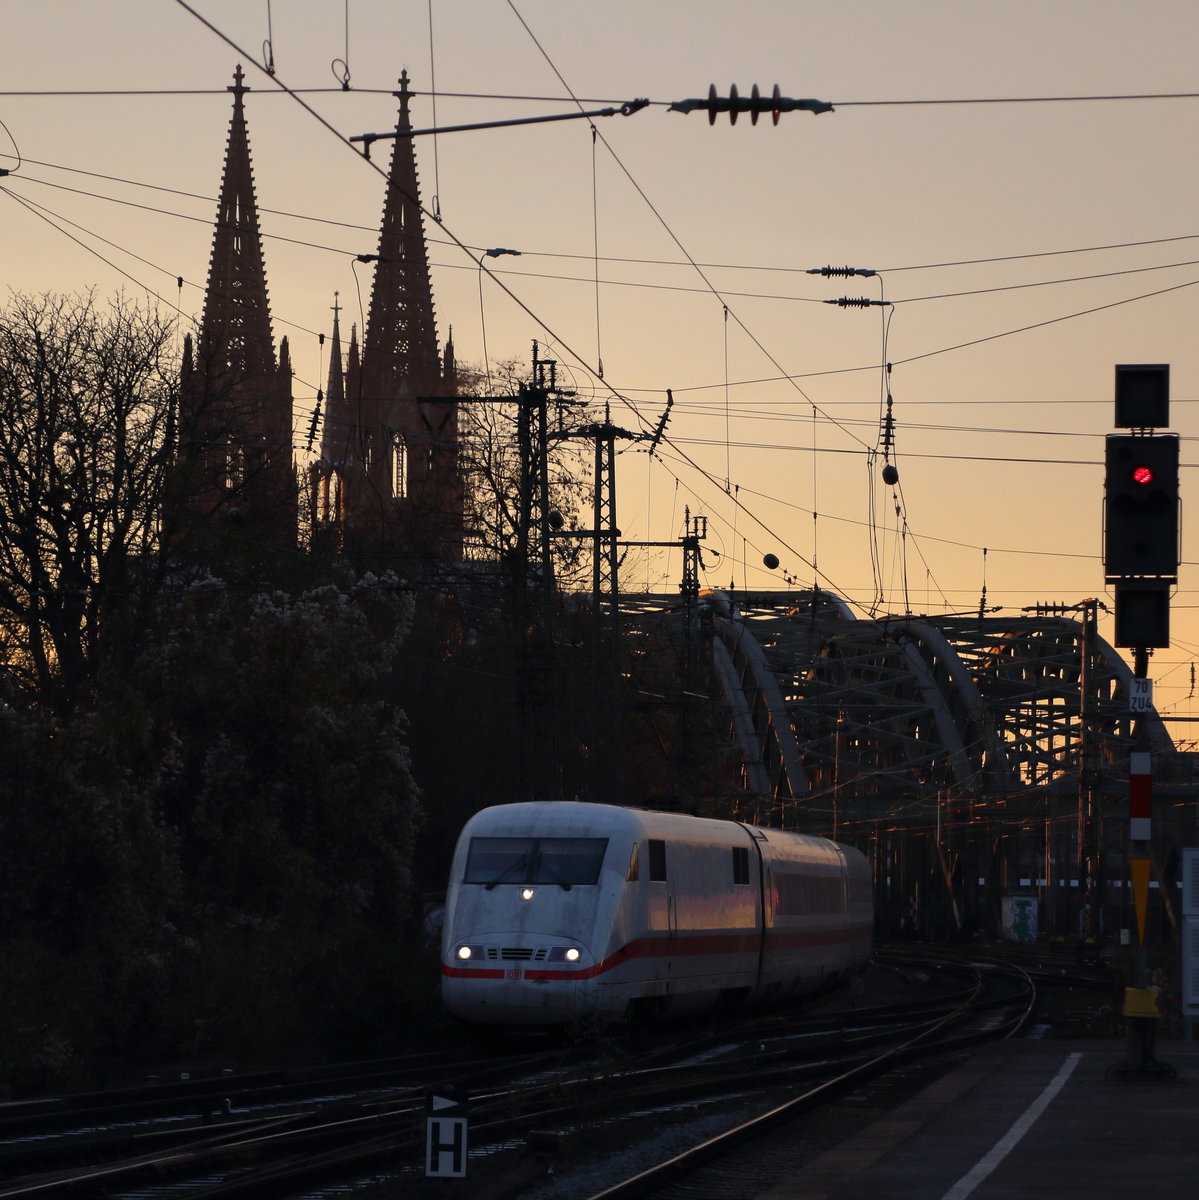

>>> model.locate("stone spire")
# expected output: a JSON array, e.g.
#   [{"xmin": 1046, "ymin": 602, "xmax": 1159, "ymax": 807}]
[
  {"xmin": 199, "ymin": 65, "xmax": 278, "ymax": 381},
  {"xmin": 343, "ymin": 70, "xmax": 460, "ymax": 567},
  {"xmin": 311, "ymin": 296, "xmax": 349, "ymax": 543},
  {"xmin": 318, "ymin": 294, "xmax": 349, "ymax": 465},
  {"xmin": 178, "ymin": 65, "xmax": 296, "ymax": 554},
  {"xmin": 359, "ymin": 70, "xmax": 442, "ymax": 435}
]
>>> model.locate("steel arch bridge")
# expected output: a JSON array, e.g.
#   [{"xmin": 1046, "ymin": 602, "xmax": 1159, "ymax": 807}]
[
  {"xmin": 621, "ymin": 588, "xmax": 1195, "ymax": 943},
  {"xmin": 634, "ymin": 589, "xmax": 1187, "ymax": 828}
]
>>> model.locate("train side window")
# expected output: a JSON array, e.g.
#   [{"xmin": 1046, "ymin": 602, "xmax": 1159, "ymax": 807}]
[
  {"xmin": 773, "ymin": 870, "xmax": 844, "ymax": 915},
  {"xmin": 647, "ymin": 839, "xmax": 667, "ymax": 882},
  {"xmin": 732, "ymin": 845, "xmax": 750, "ymax": 885}
]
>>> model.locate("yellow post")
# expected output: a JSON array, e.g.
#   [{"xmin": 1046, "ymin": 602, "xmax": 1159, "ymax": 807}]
[{"xmin": 1131, "ymin": 856, "xmax": 1151, "ymax": 945}]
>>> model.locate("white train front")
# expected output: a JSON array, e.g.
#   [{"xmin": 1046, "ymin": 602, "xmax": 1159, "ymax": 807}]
[{"xmin": 441, "ymin": 801, "xmax": 873, "ymax": 1025}]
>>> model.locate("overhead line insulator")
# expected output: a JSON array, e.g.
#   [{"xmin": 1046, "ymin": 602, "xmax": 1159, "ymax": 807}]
[
  {"xmin": 825, "ymin": 296, "xmax": 885, "ymax": 308},
  {"xmin": 668, "ymin": 84, "xmax": 834, "ymax": 124},
  {"xmin": 808, "ymin": 265, "xmax": 878, "ymax": 278}
]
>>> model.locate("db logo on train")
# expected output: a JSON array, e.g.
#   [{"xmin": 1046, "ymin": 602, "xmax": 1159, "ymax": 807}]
[{"xmin": 505, "ymin": 967, "xmax": 522, "ymax": 980}]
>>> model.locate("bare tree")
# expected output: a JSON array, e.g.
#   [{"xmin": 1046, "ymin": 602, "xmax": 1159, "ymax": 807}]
[
  {"xmin": 0, "ymin": 291, "xmax": 178, "ymax": 705},
  {"xmin": 457, "ymin": 358, "xmax": 590, "ymax": 588}
]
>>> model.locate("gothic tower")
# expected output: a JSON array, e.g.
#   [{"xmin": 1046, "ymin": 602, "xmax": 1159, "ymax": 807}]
[
  {"xmin": 314, "ymin": 71, "xmax": 461, "ymax": 569},
  {"xmin": 178, "ymin": 66, "xmax": 296, "ymax": 555},
  {"xmin": 311, "ymin": 296, "xmax": 352, "ymax": 552}
]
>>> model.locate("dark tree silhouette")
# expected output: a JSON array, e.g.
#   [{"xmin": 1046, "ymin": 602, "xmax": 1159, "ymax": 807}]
[{"xmin": 0, "ymin": 291, "xmax": 178, "ymax": 706}]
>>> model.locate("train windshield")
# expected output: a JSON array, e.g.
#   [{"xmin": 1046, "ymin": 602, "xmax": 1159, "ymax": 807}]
[{"xmin": 464, "ymin": 837, "xmax": 608, "ymax": 886}]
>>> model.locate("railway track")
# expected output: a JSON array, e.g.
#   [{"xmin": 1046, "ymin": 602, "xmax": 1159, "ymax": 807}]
[
  {"xmin": 0, "ymin": 1043, "xmax": 562, "ymax": 1199},
  {"xmin": 566, "ymin": 953, "xmax": 1037, "ymax": 1200},
  {"xmin": 0, "ymin": 947, "xmax": 1105, "ymax": 1199}
]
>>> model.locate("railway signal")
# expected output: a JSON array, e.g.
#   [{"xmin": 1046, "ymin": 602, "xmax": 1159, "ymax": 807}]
[{"xmin": 1103, "ymin": 433, "xmax": 1179, "ymax": 579}]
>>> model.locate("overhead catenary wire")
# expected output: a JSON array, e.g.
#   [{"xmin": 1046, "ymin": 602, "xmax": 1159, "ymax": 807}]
[
  {"xmin": 4, "ymin": 51, "xmax": 1195, "ymax": 787},
  {"xmin": 4, "ymin": 85, "xmax": 1199, "ymax": 106},
  {"xmin": 0, "ymin": 186, "xmax": 330, "ymax": 422},
  {"xmin": 15, "ymin": 149, "xmax": 1199, "ymax": 416},
  {"xmin": 17, "ymin": 166, "xmax": 1199, "ymax": 330},
  {"xmin": 10, "ymin": 162, "xmax": 1195, "ymax": 462},
  {"xmin": 11, "ymin": 158, "xmax": 1199, "ymax": 463},
  {"xmin": 9, "ymin": 7, "xmax": 1185, "ymax": 638},
  {"xmin": 497, "ymin": 0, "xmax": 913, "ymax": 612},
  {"xmin": 18, "ymin": 147, "xmax": 1196, "ymax": 466},
  {"xmin": 501, "ymin": 0, "xmax": 874, "ymax": 475},
  {"xmin": 166, "ymin": 7, "xmax": 1190, "ymax": 628},
  {"xmin": 163, "ymin": 0, "xmax": 824, "ymax": 603},
  {"xmin": 425, "ymin": 0, "xmax": 441, "ymax": 219},
  {"xmin": 6, "ymin": 151, "xmax": 1199, "ymax": 294}
]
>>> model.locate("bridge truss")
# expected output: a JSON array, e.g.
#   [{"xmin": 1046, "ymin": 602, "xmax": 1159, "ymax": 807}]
[
  {"xmin": 680, "ymin": 589, "xmax": 1181, "ymax": 820},
  {"xmin": 625, "ymin": 589, "xmax": 1195, "ymax": 941}
]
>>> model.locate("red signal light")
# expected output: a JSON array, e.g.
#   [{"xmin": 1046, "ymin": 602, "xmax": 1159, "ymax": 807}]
[{"xmin": 1132, "ymin": 464, "xmax": 1154, "ymax": 485}]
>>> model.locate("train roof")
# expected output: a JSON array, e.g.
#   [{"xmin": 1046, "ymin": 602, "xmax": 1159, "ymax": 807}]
[{"xmin": 456, "ymin": 801, "xmax": 841, "ymax": 851}]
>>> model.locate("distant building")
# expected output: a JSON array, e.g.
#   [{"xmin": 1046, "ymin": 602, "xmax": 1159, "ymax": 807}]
[{"xmin": 178, "ymin": 66, "xmax": 461, "ymax": 572}]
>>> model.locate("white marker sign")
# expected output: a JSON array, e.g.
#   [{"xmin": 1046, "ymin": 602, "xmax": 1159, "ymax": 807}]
[
  {"xmin": 425, "ymin": 1092, "xmax": 468, "ymax": 1178},
  {"xmin": 1129, "ymin": 677, "xmax": 1153, "ymax": 714}
]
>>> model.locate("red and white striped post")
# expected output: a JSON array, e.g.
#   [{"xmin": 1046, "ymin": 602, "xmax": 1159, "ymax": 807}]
[{"xmin": 1129, "ymin": 751, "xmax": 1152, "ymax": 947}]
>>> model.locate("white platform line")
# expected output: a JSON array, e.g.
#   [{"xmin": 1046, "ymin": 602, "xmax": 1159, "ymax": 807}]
[{"xmin": 941, "ymin": 1051, "xmax": 1083, "ymax": 1200}]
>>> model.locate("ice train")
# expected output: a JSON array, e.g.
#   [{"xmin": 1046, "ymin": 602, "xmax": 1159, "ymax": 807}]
[{"xmin": 441, "ymin": 801, "xmax": 873, "ymax": 1025}]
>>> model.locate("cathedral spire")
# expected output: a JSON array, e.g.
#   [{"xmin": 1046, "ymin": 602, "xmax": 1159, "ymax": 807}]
[
  {"xmin": 318, "ymin": 293, "xmax": 348, "ymax": 464},
  {"xmin": 178, "ymin": 66, "xmax": 296, "ymax": 554},
  {"xmin": 199, "ymin": 65, "xmax": 277, "ymax": 380},
  {"xmin": 309, "ymin": 72, "xmax": 460, "ymax": 568},
  {"xmin": 360, "ymin": 69, "xmax": 441, "ymax": 404}
]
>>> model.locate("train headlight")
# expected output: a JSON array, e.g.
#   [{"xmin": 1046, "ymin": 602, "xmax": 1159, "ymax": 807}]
[
  {"xmin": 547, "ymin": 946, "xmax": 582, "ymax": 963},
  {"xmin": 520, "ymin": 887, "xmax": 535, "ymax": 901},
  {"xmin": 456, "ymin": 945, "xmax": 483, "ymax": 961}
]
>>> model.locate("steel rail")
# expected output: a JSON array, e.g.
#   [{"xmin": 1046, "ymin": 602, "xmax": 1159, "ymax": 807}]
[{"xmin": 581, "ymin": 962, "xmax": 1033, "ymax": 1200}]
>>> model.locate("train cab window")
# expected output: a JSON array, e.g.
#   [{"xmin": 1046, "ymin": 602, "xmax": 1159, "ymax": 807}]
[
  {"xmin": 538, "ymin": 838, "xmax": 608, "ymax": 885},
  {"xmin": 732, "ymin": 845, "xmax": 750, "ymax": 885},
  {"xmin": 464, "ymin": 837, "xmax": 608, "ymax": 886},
  {"xmin": 647, "ymin": 839, "xmax": 667, "ymax": 882},
  {"xmin": 626, "ymin": 845, "xmax": 639, "ymax": 882}
]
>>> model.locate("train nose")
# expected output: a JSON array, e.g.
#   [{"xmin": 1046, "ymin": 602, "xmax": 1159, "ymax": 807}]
[
  {"xmin": 441, "ymin": 940, "xmax": 592, "ymax": 1024},
  {"xmin": 451, "ymin": 943, "xmax": 582, "ymax": 965}
]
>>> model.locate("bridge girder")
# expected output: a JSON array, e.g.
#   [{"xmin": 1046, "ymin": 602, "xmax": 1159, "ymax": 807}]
[{"xmin": 661, "ymin": 589, "xmax": 1182, "ymax": 821}]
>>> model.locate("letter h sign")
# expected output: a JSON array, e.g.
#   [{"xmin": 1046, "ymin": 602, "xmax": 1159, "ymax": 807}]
[{"xmin": 425, "ymin": 1090, "xmax": 469, "ymax": 1177}]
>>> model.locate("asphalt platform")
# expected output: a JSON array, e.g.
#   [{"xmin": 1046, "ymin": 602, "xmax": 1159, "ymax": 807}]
[{"xmin": 756, "ymin": 1034, "xmax": 1199, "ymax": 1200}]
